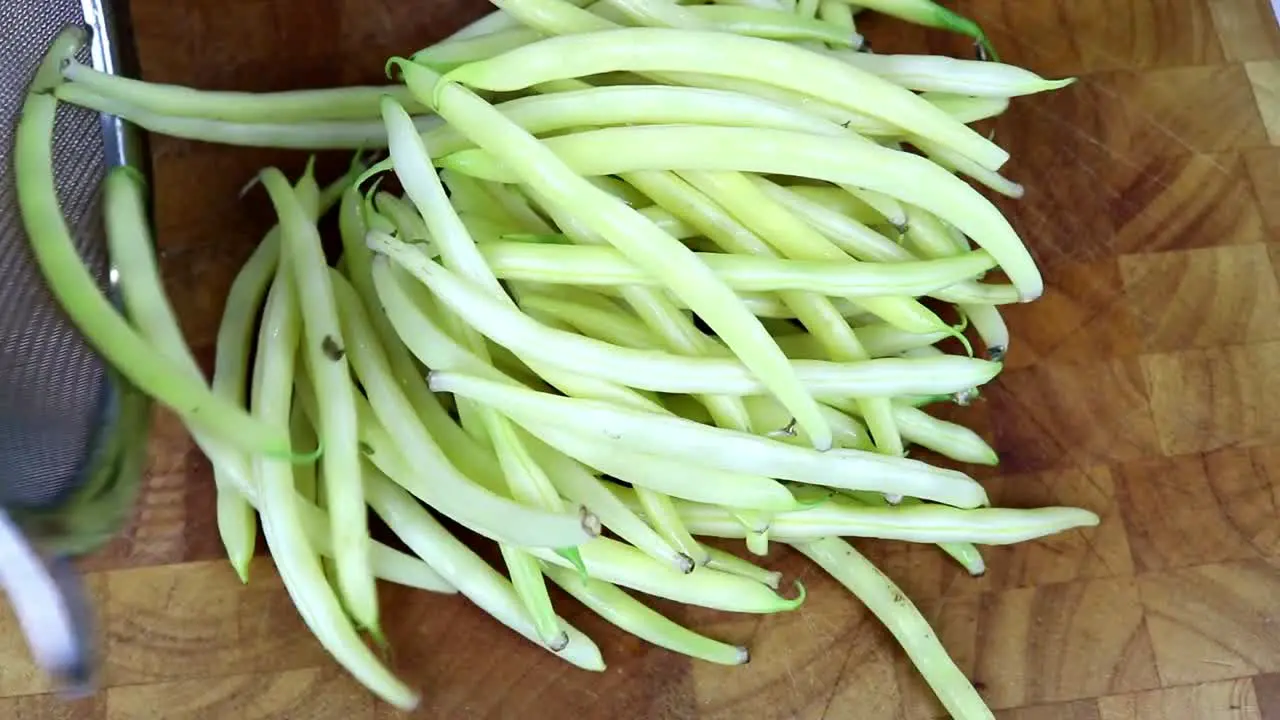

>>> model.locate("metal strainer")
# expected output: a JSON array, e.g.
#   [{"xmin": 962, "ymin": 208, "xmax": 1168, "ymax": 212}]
[{"xmin": 0, "ymin": 0, "xmax": 150, "ymax": 695}]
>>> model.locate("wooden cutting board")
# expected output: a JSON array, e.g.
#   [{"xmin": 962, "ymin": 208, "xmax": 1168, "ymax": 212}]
[{"xmin": 3, "ymin": 0, "xmax": 1279, "ymax": 717}]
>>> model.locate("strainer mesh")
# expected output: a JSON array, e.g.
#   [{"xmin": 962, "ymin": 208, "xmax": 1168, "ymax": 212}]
[{"xmin": 0, "ymin": 0, "xmax": 115, "ymax": 509}]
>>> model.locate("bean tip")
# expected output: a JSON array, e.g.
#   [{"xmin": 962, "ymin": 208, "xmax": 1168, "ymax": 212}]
[
  {"xmin": 33, "ymin": 26, "xmax": 88, "ymax": 93},
  {"xmin": 674, "ymin": 553, "xmax": 696, "ymax": 574},
  {"xmin": 353, "ymin": 158, "xmax": 393, "ymax": 197},
  {"xmin": 735, "ymin": 646, "xmax": 751, "ymax": 665},
  {"xmin": 548, "ymin": 631, "xmax": 570, "ymax": 652},
  {"xmin": 780, "ymin": 579, "xmax": 807, "ymax": 610},
  {"xmin": 579, "ymin": 506, "xmax": 603, "ymax": 538},
  {"xmin": 237, "ymin": 173, "xmax": 264, "ymax": 201},
  {"xmin": 765, "ymin": 418, "xmax": 797, "ymax": 439},
  {"xmin": 1018, "ymin": 286, "xmax": 1043, "ymax": 303},
  {"xmin": 383, "ymin": 56, "xmax": 410, "ymax": 81}
]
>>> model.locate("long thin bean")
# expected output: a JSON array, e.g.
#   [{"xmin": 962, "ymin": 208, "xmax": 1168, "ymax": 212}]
[
  {"xmin": 445, "ymin": 0, "xmax": 596, "ymax": 41},
  {"xmin": 676, "ymin": 170, "xmax": 947, "ymax": 332},
  {"xmin": 795, "ymin": 538, "xmax": 994, "ymax": 720},
  {"xmin": 441, "ymin": 28, "xmax": 1008, "ymax": 169},
  {"xmin": 103, "ymin": 167, "xmax": 259, "ymax": 582},
  {"xmin": 832, "ymin": 51, "xmax": 1073, "ymax": 97},
  {"xmin": 384, "ymin": 96, "xmax": 571, "ymax": 645},
  {"xmin": 260, "ymin": 168, "xmax": 376, "ymax": 635},
  {"xmin": 892, "ymin": 404, "xmax": 999, "ymax": 466},
  {"xmin": 600, "ymin": 0, "xmax": 855, "ymax": 44},
  {"xmin": 54, "ymin": 83, "xmax": 443, "ymax": 150},
  {"xmin": 629, "ymin": 167, "xmax": 912, "ymax": 459},
  {"xmin": 756, "ymin": 179, "xmax": 1019, "ymax": 305},
  {"xmin": 13, "ymin": 50, "xmax": 298, "ymax": 461},
  {"xmin": 535, "ymin": 426, "xmax": 798, "ymax": 510},
  {"xmin": 524, "ymin": 435, "xmax": 693, "ymax": 571},
  {"xmin": 922, "ymin": 92, "xmax": 1010, "ymax": 125},
  {"xmin": 841, "ymin": 492, "xmax": 986, "ymax": 576},
  {"xmin": 429, "ymin": 371, "xmax": 990, "ymax": 508},
  {"xmin": 902, "ymin": 205, "xmax": 1011, "ymax": 360},
  {"xmin": 414, "ymin": 27, "xmax": 545, "ymax": 70},
  {"xmin": 419, "ymin": 83, "xmax": 846, "ymax": 157},
  {"xmin": 530, "ymin": 538, "xmax": 805, "ymax": 613},
  {"xmin": 838, "ymin": 0, "xmax": 995, "ymax": 58},
  {"xmin": 251, "ymin": 263, "xmax": 416, "ymax": 710},
  {"xmin": 516, "ymin": 293, "xmax": 661, "ymax": 349},
  {"xmin": 330, "ymin": 271, "xmax": 597, "ymax": 547},
  {"xmin": 440, "ymin": 124, "xmax": 1041, "ymax": 300},
  {"xmin": 376, "ymin": 236, "xmax": 1001, "ymax": 397},
  {"xmin": 818, "ymin": 0, "xmax": 861, "ymax": 48},
  {"xmin": 699, "ymin": 545, "xmax": 783, "ymax": 588},
  {"xmin": 542, "ymin": 565, "xmax": 749, "ymax": 665},
  {"xmin": 203, "ymin": 228, "xmax": 447, "ymax": 592},
  {"xmin": 630, "ymin": 493, "xmax": 1098, "ymax": 544},
  {"xmin": 772, "ymin": 324, "xmax": 950, "ymax": 359},
  {"xmin": 364, "ymin": 469, "xmax": 605, "ymax": 670},
  {"xmin": 399, "ymin": 63, "xmax": 834, "ymax": 448},
  {"xmin": 479, "ymin": 241, "xmax": 996, "ymax": 296},
  {"xmin": 60, "ymin": 60, "xmax": 425, "ymax": 122}
]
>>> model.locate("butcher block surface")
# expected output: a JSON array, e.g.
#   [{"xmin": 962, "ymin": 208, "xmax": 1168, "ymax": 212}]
[{"xmin": 4, "ymin": 0, "xmax": 1280, "ymax": 717}]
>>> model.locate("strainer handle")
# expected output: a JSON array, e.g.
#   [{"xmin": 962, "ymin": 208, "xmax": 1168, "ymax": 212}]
[{"xmin": 0, "ymin": 511, "xmax": 94, "ymax": 694}]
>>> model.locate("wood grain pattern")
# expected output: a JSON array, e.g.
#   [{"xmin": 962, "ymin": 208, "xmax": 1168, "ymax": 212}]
[
  {"xmin": 5, "ymin": 0, "xmax": 1280, "ymax": 717},
  {"xmin": 1095, "ymin": 679, "xmax": 1260, "ymax": 720}
]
